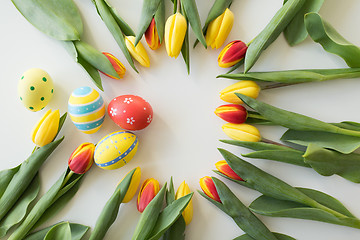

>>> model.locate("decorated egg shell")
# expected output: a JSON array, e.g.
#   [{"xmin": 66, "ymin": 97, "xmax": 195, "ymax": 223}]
[
  {"xmin": 94, "ymin": 131, "xmax": 139, "ymax": 170},
  {"xmin": 68, "ymin": 86, "xmax": 105, "ymax": 134},
  {"xmin": 108, "ymin": 95, "xmax": 153, "ymax": 131},
  {"xmin": 18, "ymin": 68, "xmax": 54, "ymax": 111}
]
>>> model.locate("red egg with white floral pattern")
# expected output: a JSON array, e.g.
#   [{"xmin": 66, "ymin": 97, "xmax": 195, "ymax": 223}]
[{"xmin": 108, "ymin": 95, "xmax": 153, "ymax": 130}]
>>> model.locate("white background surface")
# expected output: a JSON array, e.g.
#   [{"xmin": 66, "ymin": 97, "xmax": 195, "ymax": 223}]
[{"xmin": 1, "ymin": 0, "xmax": 360, "ymax": 239}]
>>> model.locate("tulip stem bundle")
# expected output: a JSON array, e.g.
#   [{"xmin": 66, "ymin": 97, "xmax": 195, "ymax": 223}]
[
  {"xmin": 216, "ymin": 149, "xmax": 360, "ymax": 229},
  {"xmin": 8, "ymin": 168, "xmax": 84, "ymax": 240}
]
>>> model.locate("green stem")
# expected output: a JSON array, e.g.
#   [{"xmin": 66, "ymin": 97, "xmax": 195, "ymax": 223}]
[{"xmin": 61, "ymin": 171, "xmax": 74, "ymax": 189}]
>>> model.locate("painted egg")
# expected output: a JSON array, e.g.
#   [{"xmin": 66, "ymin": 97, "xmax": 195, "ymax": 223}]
[
  {"xmin": 18, "ymin": 68, "xmax": 54, "ymax": 111},
  {"xmin": 108, "ymin": 95, "xmax": 153, "ymax": 131},
  {"xmin": 94, "ymin": 131, "xmax": 139, "ymax": 170},
  {"xmin": 68, "ymin": 86, "xmax": 105, "ymax": 134}
]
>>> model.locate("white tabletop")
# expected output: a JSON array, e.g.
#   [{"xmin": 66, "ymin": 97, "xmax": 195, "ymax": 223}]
[{"xmin": 1, "ymin": 0, "xmax": 360, "ymax": 239}]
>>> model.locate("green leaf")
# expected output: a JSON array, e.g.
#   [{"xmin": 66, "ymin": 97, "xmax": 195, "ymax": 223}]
[
  {"xmin": 305, "ymin": 12, "xmax": 360, "ymax": 68},
  {"xmin": 283, "ymin": 0, "xmax": 324, "ymax": 46},
  {"xmin": 180, "ymin": 2, "xmax": 190, "ymax": 74},
  {"xmin": 226, "ymin": 58, "xmax": 245, "ymax": 74},
  {"xmin": 62, "ymin": 41, "xmax": 103, "ymax": 91},
  {"xmin": 11, "ymin": 0, "xmax": 83, "ymax": 40},
  {"xmin": 244, "ymin": 0, "xmax": 306, "ymax": 73},
  {"xmin": 163, "ymin": 216, "xmax": 186, "ymax": 240},
  {"xmin": 181, "ymin": 0, "xmax": 207, "ymax": 48},
  {"xmin": 332, "ymin": 121, "xmax": 360, "ymax": 131},
  {"xmin": 281, "ymin": 129, "xmax": 360, "ymax": 154},
  {"xmin": 198, "ymin": 190, "xmax": 226, "ymax": 212},
  {"xmin": 148, "ymin": 193, "xmax": 193, "ymax": 240},
  {"xmin": 90, "ymin": 168, "xmax": 135, "ymax": 240},
  {"xmin": 74, "ymin": 40, "xmax": 120, "ymax": 78},
  {"xmin": 249, "ymin": 194, "xmax": 360, "ymax": 229},
  {"xmin": 234, "ymin": 232, "xmax": 296, "ymax": 240},
  {"xmin": 104, "ymin": 0, "xmax": 135, "ymax": 36},
  {"xmin": 154, "ymin": 0, "xmax": 165, "ymax": 44},
  {"xmin": 132, "ymin": 183, "xmax": 167, "ymax": 240},
  {"xmin": 220, "ymin": 140, "xmax": 308, "ymax": 167},
  {"xmin": 89, "ymin": 189, "xmax": 122, "ymax": 240},
  {"xmin": 135, "ymin": 0, "xmax": 162, "ymax": 46},
  {"xmin": 166, "ymin": 177, "xmax": 176, "ymax": 205},
  {"xmin": 0, "ymin": 137, "xmax": 64, "ymax": 222},
  {"xmin": 0, "ymin": 165, "xmax": 21, "ymax": 198},
  {"xmin": 0, "ymin": 174, "xmax": 40, "ymax": 238},
  {"xmin": 236, "ymin": 93, "xmax": 360, "ymax": 138},
  {"xmin": 218, "ymin": 68, "xmax": 360, "ymax": 84},
  {"xmin": 212, "ymin": 177, "xmax": 278, "ymax": 240},
  {"xmin": 303, "ymin": 144, "xmax": 360, "ymax": 183},
  {"xmin": 25, "ymin": 222, "xmax": 89, "ymax": 240},
  {"xmin": 93, "ymin": 0, "xmax": 138, "ymax": 72},
  {"xmin": 44, "ymin": 222, "xmax": 71, "ymax": 240}
]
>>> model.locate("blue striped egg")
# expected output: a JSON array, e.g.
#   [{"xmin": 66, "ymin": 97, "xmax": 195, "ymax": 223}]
[
  {"xmin": 94, "ymin": 131, "xmax": 139, "ymax": 170},
  {"xmin": 68, "ymin": 86, "xmax": 105, "ymax": 134}
]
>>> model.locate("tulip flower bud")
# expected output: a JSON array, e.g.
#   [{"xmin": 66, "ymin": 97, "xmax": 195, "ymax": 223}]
[
  {"xmin": 206, "ymin": 8, "xmax": 234, "ymax": 49},
  {"xmin": 215, "ymin": 160, "xmax": 243, "ymax": 181},
  {"xmin": 137, "ymin": 178, "xmax": 160, "ymax": 213},
  {"xmin": 31, "ymin": 109, "xmax": 60, "ymax": 147},
  {"xmin": 220, "ymin": 80, "xmax": 260, "ymax": 104},
  {"xmin": 215, "ymin": 104, "xmax": 247, "ymax": 124},
  {"xmin": 175, "ymin": 181, "xmax": 193, "ymax": 225},
  {"xmin": 199, "ymin": 176, "xmax": 221, "ymax": 203},
  {"xmin": 218, "ymin": 40, "xmax": 248, "ymax": 68},
  {"xmin": 165, "ymin": 13, "xmax": 187, "ymax": 58},
  {"xmin": 101, "ymin": 52, "xmax": 126, "ymax": 79},
  {"xmin": 222, "ymin": 123, "xmax": 261, "ymax": 142},
  {"xmin": 120, "ymin": 167, "xmax": 142, "ymax": 203},
  {"xmin": 68, "ymin": 143, "xmax": 95, "ymax": 174},
  {"xmin": 125, "ymin": 36, "xmax": 150, "ymax": 67},
  {"xmin": 145, "ymin": 18, "xmax": 161, "ymax": 50}
]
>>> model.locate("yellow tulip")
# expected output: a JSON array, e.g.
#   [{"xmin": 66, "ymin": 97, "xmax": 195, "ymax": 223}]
[
  {"xmin": 222, "ymin": 123, "xmax": 261, "ymax": 142},
  {"xmin": 31, "ymin": 109, "xmax": 60, "ymax": 147},
  {"xmin": 165, "ymin": 13, "xmax": 187, "ymax": 58},
  {"xmin": 125, "ymin": 36, "xmax": 150, "ymax": 67},
  {"xmin": 220, "ymin": 81, "xmax": 260, "ymax": 104},
  {"xmin": 175, "ymin": 181, "xmax": 193, "ymax": 225},
  {"xmin": 120, "ymin": 167, "xmax": 142, "ymax": 203},
  {"xmin": 206, "ymin": 8, "xmax": 234, "ymax": 49}
]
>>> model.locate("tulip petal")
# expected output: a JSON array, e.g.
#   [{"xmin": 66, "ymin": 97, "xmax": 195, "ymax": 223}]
[
  {"xmin": 206, "ymin": 12, "xmax": 224, "ymax": 47},
  {"xmin": 175, "ymin": 181, "xmax": 193, "ymax": 225},
  {"xmin": 222, "ymin": 123, "xmax": 261, "ymax": 142},
  {"xmin": 145, "ymin": 18, "xmax": 161, "ymax": 50},
  {"xmin": 214, "ymin": 9, "xmax": 234, "ymax": 49},
  {"xmin": 220, "ymin": 81, "xmax": 260, "ymax": 104},
  {"xmin": 137, "ymin": 178, "xmax": 160, "ymax": 212},
  {"xmin": 200, "ymin": 176, "xmax": 221, "ymax": 203},
  {"xmin": 32, "ymin": 110, "xmax": 60, "ymax": 147},
  {"xmin": 218, "ymin": 40, "xmax": 248, "ymax": 68},
  {"xmin": 215, "ymin": 104, "xmax": 247, "ymax": 124},
  {"xmin": 121, "ymin": 167, "xmax": 141, "ymax": 203},
  {"xmin": 215, "ymin": 160, "xmax": 243, "ymax": 181},
  {"xmin": 125, "ymin": 36, "xmax": 150, "ymax": 67}
]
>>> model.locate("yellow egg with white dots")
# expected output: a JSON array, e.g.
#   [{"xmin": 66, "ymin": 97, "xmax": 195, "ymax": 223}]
[
  {"xmin": 94, "ymin": 131, "xmax": 139, "ymax": 170},
  {"xmin": 18, "ymin": 68, "xmax": 54, "ymax": 111}
]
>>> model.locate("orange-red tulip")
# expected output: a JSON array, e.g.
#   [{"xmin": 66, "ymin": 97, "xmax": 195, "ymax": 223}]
[
  {"xmin": 137, "ymin": 178, "xmax": 160, "ymax": 213},
  {"xmin": 68, "ymin": 142, "xmax": 95, "ymax": 174},
  {"xmin": 145, "ymin": 18, "xmax": 161, "ymax": 50},
  {"xmin": 215, "ymin": 104, "xmax": 247, "ymax": 124},
  {"xmin": 102, "ymin": 52, "xmax": 126, "ymax": 79},
  {"xmin": 199, "ymin": 176, "xmax": 221, "ymax": 203},
  {"xmin": 215, "ymin": 160, "xmax": 243, "ymax": 181}
]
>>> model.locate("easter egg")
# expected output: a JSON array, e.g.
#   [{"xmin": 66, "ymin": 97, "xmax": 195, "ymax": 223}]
[
  {"xmin": 18, "ymin": 68, "xmax": 54, "ymax": 111},
  {"xmin": 94, "ymin": 131, "xmax": 139, "ymax": 170},
  {"xmin": 108, "ymin": 95, "xmax": 153, "ymax": 131},
  {"xmin": 68, "ymin": 86, "xmax": 105, "ymax": 134}
]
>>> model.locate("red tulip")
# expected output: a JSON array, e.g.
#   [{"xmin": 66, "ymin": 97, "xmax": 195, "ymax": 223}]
[
  {"xmin": 215, "ymin": 104, "xmax": 247, "ymax": 124},
  {"xmin": 145, "ymin": 18, "xmax": 161, "ymax": 50},
  {"xmin": 137, "ymin": 178, "xmax": 160, "ymax": 213},
  {"xmin": 68, "ymin": 143, "xmax": 95, "ymax": 174}
]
